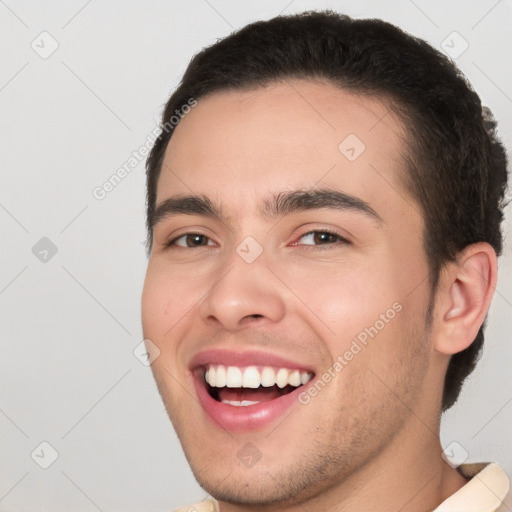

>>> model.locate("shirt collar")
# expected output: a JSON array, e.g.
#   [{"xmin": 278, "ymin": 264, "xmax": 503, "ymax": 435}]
[{"xmin": 434, "ymin": 463, "xmax": 510, "ymax": 512}]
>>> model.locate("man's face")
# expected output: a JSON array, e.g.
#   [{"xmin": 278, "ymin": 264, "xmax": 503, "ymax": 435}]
[{"xmin": 141, "ymin": 80, "xmax": 439, "ymax": 505}]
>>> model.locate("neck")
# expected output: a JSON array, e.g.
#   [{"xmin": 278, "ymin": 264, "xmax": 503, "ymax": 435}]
[{"xmin": 219, "ymin": 413, "xmax": 468, "ymax": 512}]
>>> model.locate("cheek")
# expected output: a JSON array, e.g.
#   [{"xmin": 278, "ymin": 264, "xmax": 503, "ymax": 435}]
[
  {"xmin": 274, "ymin": 257, "xmax": 418, "ymax": 384},
  {"xmin": 141, "ymin": 264, "xmax": 201, "ymax": 399},
  {"xmin": 141, "ymin": 266, "xmax": 170, "ymax": 337},
  {"xmin": 141, "ymin": 261, "xmax": 206, "ymax": 337},
  {"xmin": 275, "ymin": 257, "xmax": 401, "ymax": 335}
]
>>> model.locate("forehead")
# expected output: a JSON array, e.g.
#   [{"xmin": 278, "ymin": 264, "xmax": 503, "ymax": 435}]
[{"xmin": 157, "ymin": 79, "xmax": 416, "ymax": 225}]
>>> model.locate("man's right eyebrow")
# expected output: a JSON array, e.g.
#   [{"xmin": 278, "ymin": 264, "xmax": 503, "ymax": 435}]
[{"xmin": 151, "ymin": 195, "xmax": 226, "ymax": 228}]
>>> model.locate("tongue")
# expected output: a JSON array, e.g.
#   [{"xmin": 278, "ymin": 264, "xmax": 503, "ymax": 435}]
[{"xmin": 218, "ymin": 386, "xmax": 286, "ymax": 403}]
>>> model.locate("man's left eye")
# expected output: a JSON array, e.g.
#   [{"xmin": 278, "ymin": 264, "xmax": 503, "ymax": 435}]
[{"xmin": 294, "ymin": 230, "xmax": 349, "ymax": 246}]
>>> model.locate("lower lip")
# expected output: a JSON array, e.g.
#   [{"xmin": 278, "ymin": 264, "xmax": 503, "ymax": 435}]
[{"xmin": 193, "ymin": 372, "xmax": 305, "ymax": 432}]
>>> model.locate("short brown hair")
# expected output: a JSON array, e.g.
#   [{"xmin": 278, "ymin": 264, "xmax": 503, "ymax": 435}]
[{"xmin": 145, "ymin": 10, "xmax": 509, "ymax": 410}]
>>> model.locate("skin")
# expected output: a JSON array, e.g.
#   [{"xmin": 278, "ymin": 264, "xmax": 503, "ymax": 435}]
[{"xmin": 141, "ymin": 79, "xmax": 497, "ymax": 511}]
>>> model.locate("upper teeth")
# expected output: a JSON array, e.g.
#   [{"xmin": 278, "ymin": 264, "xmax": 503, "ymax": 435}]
[{"xmin": 205, "ymin": 365, "xmax": 312, "ymax": 389}]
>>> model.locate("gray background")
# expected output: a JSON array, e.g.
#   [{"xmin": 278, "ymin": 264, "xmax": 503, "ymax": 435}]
[{"xmin": 1, "ymin": 1, "xmax": 511, "ymax": 510}]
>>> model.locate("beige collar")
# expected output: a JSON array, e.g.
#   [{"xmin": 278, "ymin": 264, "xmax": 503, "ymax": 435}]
[{"xmin": 434, "ymin": 463, "xmax": 510, "ymax": 511}]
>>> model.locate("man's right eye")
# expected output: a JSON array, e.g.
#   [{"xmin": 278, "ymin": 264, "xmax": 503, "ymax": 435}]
[{"xmin": 166, "ymin": 233, "xmax": 215, "ymax": 248}]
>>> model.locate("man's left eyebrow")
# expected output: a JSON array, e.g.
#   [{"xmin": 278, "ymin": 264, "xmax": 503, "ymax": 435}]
[{"xmin": 262, "ymin": 188, "xmax": 383, "ymax": 224}]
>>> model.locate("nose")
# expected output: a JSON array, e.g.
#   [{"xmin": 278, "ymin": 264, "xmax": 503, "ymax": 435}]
[{"xmin": 198, "ymin": 248, "xmax": 286, "ymax": 332}]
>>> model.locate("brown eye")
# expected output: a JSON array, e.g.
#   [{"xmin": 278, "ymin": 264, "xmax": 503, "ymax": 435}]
[
  {"xmin": 296, "ymin": 230, "xmax": 349, "ymax": 246},
  {"xmin": 167, "ymin": 233, "xmax": 214, "ymax": 248}
]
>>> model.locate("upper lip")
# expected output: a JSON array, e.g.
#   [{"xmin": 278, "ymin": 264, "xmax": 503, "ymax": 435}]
[{"xmin": 189, "ymin": 348, "xmax": 315, "ymax": 373}]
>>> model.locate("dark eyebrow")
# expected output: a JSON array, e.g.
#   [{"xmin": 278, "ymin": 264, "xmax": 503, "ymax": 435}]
[
  {"xmin": 152, "ymin": 194, "xmax": 225, "ymax": 228},
  {"xmin": 262, "ymin": 188, "xmax": 383, "ymax": 223},
  {"xmin": 151, "ymin": 188, "xmax": 382, "ymax": 228}
]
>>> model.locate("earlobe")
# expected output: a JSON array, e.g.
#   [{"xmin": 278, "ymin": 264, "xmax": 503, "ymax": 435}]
[{"xmin": 435, "ymin": 242, "xmax": 497, "ymax": 355}]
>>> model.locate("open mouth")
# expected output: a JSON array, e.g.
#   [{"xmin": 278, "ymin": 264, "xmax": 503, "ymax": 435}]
[
  {"xmin": 190, "ymin": 350, "xmax": 317, "ymax": 431},
  {"xmin": 203, "ymin": 364, "xmax": 314, "ymax": 407}
]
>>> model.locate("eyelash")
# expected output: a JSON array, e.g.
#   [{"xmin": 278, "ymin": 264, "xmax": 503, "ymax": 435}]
[{"xmin": 165, "ymin": 229, "xmax": 350, "ymax": 249}]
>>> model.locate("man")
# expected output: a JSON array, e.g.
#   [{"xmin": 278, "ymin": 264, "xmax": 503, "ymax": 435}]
[{"xmin": 141, "ymin": 10, "xmax": 510, "ymax": 511}]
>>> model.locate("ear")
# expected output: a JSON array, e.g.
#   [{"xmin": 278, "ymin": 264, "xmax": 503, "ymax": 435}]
[{"xmin": 433, "ymin": 242, "xmax": 498, "ymax": 356}]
